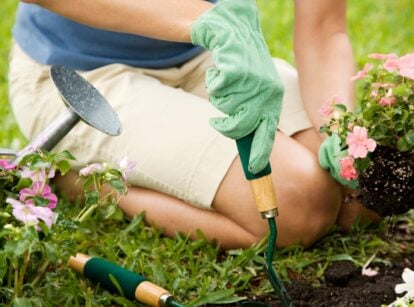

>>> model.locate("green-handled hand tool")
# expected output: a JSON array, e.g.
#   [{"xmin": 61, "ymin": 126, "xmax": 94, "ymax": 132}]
[
  {"xmin": 68, "ymin": 253, "xmax": 184, "ymax": 307},
  {"xmin": 236, "ymin": 132, "xmax": 294, "ymax": 307}
]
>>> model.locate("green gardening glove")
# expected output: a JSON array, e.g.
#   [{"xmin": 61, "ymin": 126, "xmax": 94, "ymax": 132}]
[
  {"xmin": 191, "ymin": 0, "xmax": 284, "ymax": 174},
  {"xmin": 318, "ymin": 134, "xmax": 359, "ymax": 190}
]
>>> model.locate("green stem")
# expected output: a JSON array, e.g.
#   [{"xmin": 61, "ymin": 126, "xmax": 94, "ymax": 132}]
[
  {"xmin": 13, "ymin": 265, "xmax": 19, "ymax": 297},
  {"xmin": 78, "ymin": 204, "xmax": 98, "ymax": 223},
  {"xmin": 30, "ymin": 260, "xmax": 50, "ymax": 288},
  {"xmin": 18, "ymin": 251, "xmax": 30, "ymax": 295}
]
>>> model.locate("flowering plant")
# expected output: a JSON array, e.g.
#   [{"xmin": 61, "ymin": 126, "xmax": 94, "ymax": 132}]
[
  {"xmin": 0, "ymin": 149, "xmax": 132, "ymax": 302},
  {"xmin": 320, "ymin": 53, "xmax": 414, "ymax": 216}
]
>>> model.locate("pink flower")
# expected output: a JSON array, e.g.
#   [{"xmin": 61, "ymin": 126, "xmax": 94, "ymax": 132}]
[
  {"xmin": 17, "ymin": 133, "xmax": 48, "ymax": 157},
  {"xmin": 346, "ymin": 126, "xmax": 377, "ymax": 158},
  {"xmin": 0, "ymin": 159, "xmax": 17, "ymax": 170},
  {"xmin": 20, "ymin": 166, "xmax": 56, "ymax": 182},
  {"xmin": 339, "ymin": 156, "xmax": 358, "ymax": 180},
  {"xmin": 383, "ymin": 59, "xmax": 400, "ymax": 73},
  {"xmin": 399, "ymin": 53, "xmax": 414, "ymax": 80},
  {"xmin": 79, "ymin": 163, "xmax": 104, "ymax": 176},
  {"xmin": 379, "ymin": 96, "xmax": 396, "ymax": 106},
  {"xmin": 351, "ymin": 63, "xmax": 374, "ymax": 81},
  {"xmin": 19, "ymin": 182, "xmax": 58, "ymax": 209},
  {"xmin": 368, "ymin": 53, "xmax": 398, "ymax": 61},
  {"xmin": 370, "ymin": 90, "xmax": 378, "ymax": 98},
  {"xmin": 6, "ymin": 198, "xmax": 55, "ymax": 228},
  {"xmin": 319, "ymin": 96, "xmax": 343, "ymax": 119},
  {"xmin": 118, "ymin": 155, "xmax": 137, "ymax": 180}
]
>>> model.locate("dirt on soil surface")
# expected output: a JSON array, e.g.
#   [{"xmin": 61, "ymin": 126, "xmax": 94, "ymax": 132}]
[{"xmin": 215, "ymin": 220, "xmax": 414, "ymax": 307}]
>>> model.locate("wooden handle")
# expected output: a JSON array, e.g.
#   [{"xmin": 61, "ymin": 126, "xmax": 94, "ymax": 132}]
[
  {"xmin": 135, "ymin": 281, "xmax": 171, "ymax": 307},
  {"xmin": 250, "ymin": 174, "xmax": 278, "ymax": 213},
  {"xmin": 68, "ymin": 253, "xmax": 91, "ymax": 274}
]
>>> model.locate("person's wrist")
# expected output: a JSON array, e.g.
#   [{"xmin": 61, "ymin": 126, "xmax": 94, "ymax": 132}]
[{"xmin": 184, "ymin": 1, "xmax": 214, "ymax": 42}]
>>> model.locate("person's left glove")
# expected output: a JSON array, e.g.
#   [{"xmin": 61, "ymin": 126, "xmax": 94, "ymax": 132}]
[
  {"xmin": 318, "ymin": 134, "xmax": 359, "ymax": 190},
  {"xmin": 191, "ymin": 0, "xmax": 284, "ymax": 174}
]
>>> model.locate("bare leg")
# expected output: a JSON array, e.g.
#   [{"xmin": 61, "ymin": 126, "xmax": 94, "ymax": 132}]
[{"xmin": 56, "ymin": 131, "xmax": 342, "ymax": 249}]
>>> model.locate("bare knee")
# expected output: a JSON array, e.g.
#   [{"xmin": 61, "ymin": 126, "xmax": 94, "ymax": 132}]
[{"xmin": 275, "ymin": 157, "xmax": 342, "ymax": 248}]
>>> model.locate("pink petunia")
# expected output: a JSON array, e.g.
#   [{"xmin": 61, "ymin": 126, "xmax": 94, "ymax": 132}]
[
  {"xmin": 17, "ymin": 133, "xmax": 48, "ymax": 157},
  {"xmin": 368, "ymin": 53, "xmax": 398, "ymax": 61},
  {"xmin": 351, "ymin": 63, "xmax": 374, "ymax": 81},
  {"xmin": 339, "ymin": 156, "xmax": 358, "ymax": 181},
  {"xmin": 399, "ymin": 53, "xmax": 414, "ymax": 80},
  {"xmin": 19, "ymin": 182, "xmax": 58, "ymax": 209},
  {"xmin": 378, "ymin": 96, "xmax": 396, "ymax": 106},
  {"xmin": 118, "ymin": 155, "xmax": 137, "ymax": 181},
  {"xmin": 6, "ymin": 198, "xmax": 55, "ymax": 228},
  {"xmin": 0, "ymin": 159, "xmax": 17, "ymax": 170},
  {"xmin": 346, "ymin": 126, "xmax": 377, "ymax": 158},
  {"xmin": 319, "ymin": 96, "xmax": 343, "ymax": 119},
  {"xmin": 20, "ymin": 166, "xmax": 56, "ymax": 182},
  {"xmin": 383, "ymin": 59, "xmax": 400, "ymax": 73},
  {"xmin": 79, "ymin": 163, "xmax": 104, "ymax": 176}
]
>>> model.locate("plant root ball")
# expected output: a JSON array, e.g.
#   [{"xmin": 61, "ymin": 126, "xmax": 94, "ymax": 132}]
[{"xmin": 358, "ymin": 146, "xmax": 413, "ymax": 217}]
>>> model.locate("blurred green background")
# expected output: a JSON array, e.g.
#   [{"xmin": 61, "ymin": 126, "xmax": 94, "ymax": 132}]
[{"xmin": 1, "ymin": 0, "xmax": 414, "ymax": 149}]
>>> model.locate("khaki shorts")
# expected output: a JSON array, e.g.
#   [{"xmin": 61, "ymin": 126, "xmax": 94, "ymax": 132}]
[{"xmin": 8, "ymin": 43, "xmax": 312, "ymax": 209}]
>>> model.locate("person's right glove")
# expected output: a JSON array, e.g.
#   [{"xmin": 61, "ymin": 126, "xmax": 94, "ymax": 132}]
[
  {"xmin": 318, "ymin": 134, "xmax": 359, "ymax": 190},
  {"xmin": 191, "ymin": 0, "xmax": 284, "ymax": 175}
]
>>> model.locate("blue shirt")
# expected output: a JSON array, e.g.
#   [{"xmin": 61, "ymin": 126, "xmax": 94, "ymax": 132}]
[{"xmin": 13, "ymin": 3, "xmax": 213, "ymax": 71}]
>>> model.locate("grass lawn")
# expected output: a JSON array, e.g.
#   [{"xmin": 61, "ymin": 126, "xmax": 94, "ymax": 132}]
[{"xmin": 0, "ymin": 1, "xmax": 413, "ymax": 306}]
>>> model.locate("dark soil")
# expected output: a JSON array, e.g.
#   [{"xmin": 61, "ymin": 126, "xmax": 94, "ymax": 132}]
[
  {"xmin": 358, "ymin": 146, "xmax": 414, "ymax": 217},
  {"xmin": 213, "ymin": 220, "xmax": 414, "ymax": 307}
]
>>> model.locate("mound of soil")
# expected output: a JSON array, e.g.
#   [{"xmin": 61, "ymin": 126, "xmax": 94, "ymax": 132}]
[
  {"xmin": 279, "ymin": 255, "xmax": 413, "ymax": 307},
  {"xmin": 216, "ymin": 220, "xmax": 414, "ymax": 307},
  {"xmin": 358, "ymin": 146, "xmax": 414, "ymax": 217}
]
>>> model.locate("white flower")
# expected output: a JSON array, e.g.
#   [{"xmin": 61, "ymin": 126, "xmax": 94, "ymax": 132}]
[
  {"xmin": 118, "ymin": 155, "xmax": 137, "ymax": 180},
  {"xmin": 79, "ymin": 163, "xmax": 104, "ymax": 176},
  {"xmin": 395, "ymin": 268, "xmax": 414, "ymax": 299}
]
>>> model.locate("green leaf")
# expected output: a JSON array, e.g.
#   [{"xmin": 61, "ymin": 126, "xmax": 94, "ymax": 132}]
[
  {"xmin": 397, "ymin": 137, "xmax": 411, "ymax": 151},
  {"xmin": 108, "ymin": 273, "xmax": 125, "ymax": 297},
  {"xmin": 34, "ymin": 196, "xmax": 50, "ymax": 207},
  {"xmin": 334, "ymin": 104, "xmax": 347, "ymax": 112},
  {"xmin": 109, "ymin": 179, "xmax": 125, "ymax": 191},
  {"xmin": 82, "ymin": 175, "xmax": 94, "ymax": 191},
  {"xmin": 31, "ymin": 160, "xmax": 51, "ymax": 170},
  {"xmin": 85, "ymin": 191, "xmax": 99, "ymax": 206},
  {"xmin": 190, "ymin": 289, "xmax": 238, "ymax": 306},
  {"xmin": 56, "ymin": 160, "xmax": 71, "ymax": 176},
  {"xmin": 11, "ymin": 297, "xmax": 32, "ymax": 307},
  {"xmin": 59, "ymin": 150, "xmax": 76, "ymax": 161},
  {"xmin": 13, "ymin": 178, "xmax": 32, "ymax": 192},
  {"xmin": 404, "ymin": 130, "xmax": 414, "ymax": 146}
]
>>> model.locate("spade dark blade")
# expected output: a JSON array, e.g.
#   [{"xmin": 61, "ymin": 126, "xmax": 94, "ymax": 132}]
[{"xmin": 50, "ymin": 66, "xmax": 122, "ymax": 136}]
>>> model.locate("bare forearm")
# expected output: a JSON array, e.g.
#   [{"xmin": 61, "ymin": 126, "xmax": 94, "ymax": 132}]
[
  {"xmin": 21, "ymin": 0, "xmax": 213, "ymax": 42},
  {"xmin": 295, "ymin": 32, "xmax": 355, "ymax": 133},
  {"xmin": 294, "ymin": 0, "xmax": 355, "ymax": 137}
]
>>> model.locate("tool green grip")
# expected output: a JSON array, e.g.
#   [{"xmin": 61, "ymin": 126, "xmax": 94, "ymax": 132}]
[
  {"xmin": 84, "ymin": 257, "xmax": 146, "ymax": 300},
  {"xmin": 236, "ymin": 132, "xmax": 272, "ymax": 180}
]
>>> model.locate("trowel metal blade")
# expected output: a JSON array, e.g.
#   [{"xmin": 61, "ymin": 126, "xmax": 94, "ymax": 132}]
[{"xmin": 50, "ymin": 66, "xmax": 122, "ymax": 136}]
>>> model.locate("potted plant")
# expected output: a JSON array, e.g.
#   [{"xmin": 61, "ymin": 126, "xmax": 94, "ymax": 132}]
[{"xmin": 319, "ymin": 53, "xmax": 414, "ymax": 217}]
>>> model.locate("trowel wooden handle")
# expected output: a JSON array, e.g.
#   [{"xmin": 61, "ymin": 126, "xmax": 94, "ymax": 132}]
[
  {"xmin": 236, "ymin": 133, "xmax": 278, "ymax": 217},
  {"xmin": 68, "ymin": 253, "xmax": 171, "ymax": 306}
]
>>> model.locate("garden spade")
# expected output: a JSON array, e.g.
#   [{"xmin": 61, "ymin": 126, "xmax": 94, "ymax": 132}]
[
  {"xmin": 15, "ymin": 65, "xmax": 122, "ymax": 160},
  {"xmin": 236, "ymin": 133, "xmax": 294, "ymax": 307}
]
